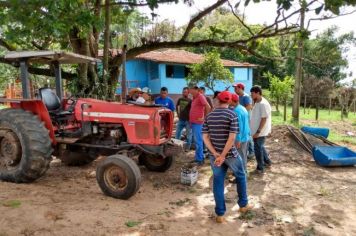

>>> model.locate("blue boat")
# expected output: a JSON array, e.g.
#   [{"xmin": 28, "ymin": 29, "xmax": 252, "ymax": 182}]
[
  {"xmin": 312, "ymin": 146, "xmax": 356, "ymax": 167},
  {"xmin": 301, "ymin": 126, "xmax": 330, "ymax": 138}
]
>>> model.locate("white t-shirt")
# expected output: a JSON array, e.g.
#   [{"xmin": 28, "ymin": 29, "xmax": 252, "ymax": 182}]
[{"xmin": 250, "ymin": 97, "xmax": 272, "ymax": 137}]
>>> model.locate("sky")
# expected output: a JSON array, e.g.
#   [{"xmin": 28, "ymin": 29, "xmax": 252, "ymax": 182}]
[{"xmin": 139, "ymin": 0, "xmax": 356, "ymax": 84}]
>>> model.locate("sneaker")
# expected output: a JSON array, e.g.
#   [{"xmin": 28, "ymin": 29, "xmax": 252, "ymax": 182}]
[
  {"xmin": 238, "ymin": 204, "xmax": 254, "ymax": 213},
  {"xmin": 216, "ymin": 216, "xmax": 226, "ymax": 223}
]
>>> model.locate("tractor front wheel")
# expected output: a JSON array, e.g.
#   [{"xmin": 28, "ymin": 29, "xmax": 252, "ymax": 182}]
[
  {"xmin": 0, "ymin": 109, "xmax": 52, "ymax": 183},
  {"xmin": 96, "ymin": 155, "xmax": 141, "ymax": 199},
  {"xmin": 139, "ymin": 154, "xmax": 174, "ymax": 172}
]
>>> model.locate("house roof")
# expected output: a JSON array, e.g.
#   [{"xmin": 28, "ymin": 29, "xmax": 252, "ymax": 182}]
[{"xmin": 98, "ymin": 49, "xmax": 257, "ymax": 68}]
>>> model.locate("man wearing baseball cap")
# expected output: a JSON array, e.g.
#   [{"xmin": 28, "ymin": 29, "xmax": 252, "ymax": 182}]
[
  {"xmin": 230, "ymin": 93, "xmax": 250, "ymax": 171},
  {"xmin": 233, "ymin": 82, "xmax": 255, "ymax": 159},
  {"xmin": 232, "ymin": 83, "xmax": 252, "ymax": 110},
  {"xmin": 203, "ymin": 91, "xmax": 252, "ymax": 223}
]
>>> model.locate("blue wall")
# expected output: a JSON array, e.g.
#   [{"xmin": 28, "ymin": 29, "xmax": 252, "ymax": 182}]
[
  {"xmin": 116, "ymin": 59, "xmax": 149, "ymax": 94},
  {"xmin": 116, "ymin": 60, "xmax": 253, "ymax": 96}
]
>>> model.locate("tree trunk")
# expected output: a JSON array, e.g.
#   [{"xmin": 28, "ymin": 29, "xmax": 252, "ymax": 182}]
[
  {"xmin": 304, "ymin": 93, "xmax": 307, "ymax": 114},
  {"xmin": 328, "ymin": 97, "xmax": 331, "ymax": 115},
  {"xmin": 69, "ymin": 28, "xmax": 90, "ymax": 96},
  {"xmin": 283, "ymin": 99, "xmax": 287, "ymax": 121},
  {"xmin": 102, "ymin": 0, "xmax": 111, "ymax": 98},
  {"xmin": 276, "ymin": 97, "xmax": 279, "ymax": 112},
  {"xmin": 291, "ymin": 2, "xmax": 305, "ymax": 123},
  {"xmin": 121, "ymin": 45, "xmax": 128, "ymax": 103}
]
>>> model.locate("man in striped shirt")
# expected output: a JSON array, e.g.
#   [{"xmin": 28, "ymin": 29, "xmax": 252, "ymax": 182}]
[{"xmin": 203, "ymin": 91, "xmax": 252, "ymax": 223}]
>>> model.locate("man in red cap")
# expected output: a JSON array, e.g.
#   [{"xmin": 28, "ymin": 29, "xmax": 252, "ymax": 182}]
[
  {"xmin": 230, "ymin": 93, "xmax": 250, "ymax": 171},
  {"xmin": 232, "ymin": 83, "xmax": 252, "ymax": 110},
  {"xmin": 203, "ymin": 91, "xmax": 252, "ymax": 223},
  {"xmin": 233, "ymin": 82, "xmax": 255, "ymax": 159}
]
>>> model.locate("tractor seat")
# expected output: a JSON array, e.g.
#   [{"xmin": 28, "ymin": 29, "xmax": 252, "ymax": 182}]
[{"xmin": 38, "ymin": 88, "xmax": 72, "ymax": 116}]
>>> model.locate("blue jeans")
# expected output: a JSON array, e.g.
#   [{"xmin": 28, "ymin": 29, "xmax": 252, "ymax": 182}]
[
  {"xmin": 248, "ymin": 136, "xmax": 255, "ymax": 156},
  {"xmin": 191, "ymin": 123, "xmax": 204, "ymax": 162},
  {"xmin": 253, "ymin": 136, "xmax": 271, "ymax": 171},
  {"xmin": 237, "ymin": 141, "xmax": 248, "ymax": 170},
  {"xmin": 175, "ymin": 119, "xmax": 192, "ymax": 149},
  {"xmin": 209, "ymin": 155, "xmax": 248, "ymax": 216}
]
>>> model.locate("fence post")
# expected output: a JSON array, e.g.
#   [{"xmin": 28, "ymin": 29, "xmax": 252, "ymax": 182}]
[
  {"xmin": 315, "ymin": 97, "xmax": 319, "ymax": 121},
  {"xmin": 328, "ymin": 97, "xmax": 331, "ymax": 115},
  {"xmin": 283, "ymin": 99, "xmax": 287, "ymax": 121},
  {"xmin": 304, "ymin": 94, "xmax": 307, "ymax": 114}
]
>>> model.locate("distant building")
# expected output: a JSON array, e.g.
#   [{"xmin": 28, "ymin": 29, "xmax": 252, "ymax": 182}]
[{"xmin": 99, "ymin": 49, "xmax": 256, "ymax": 100}]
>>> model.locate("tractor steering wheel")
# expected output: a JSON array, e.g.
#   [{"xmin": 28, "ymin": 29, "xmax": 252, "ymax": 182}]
[{"xmin": 66, "ymin": 96, "xmax": 77, "ymax": 112}]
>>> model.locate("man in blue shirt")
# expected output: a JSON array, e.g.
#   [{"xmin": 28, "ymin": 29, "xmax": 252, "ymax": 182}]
[
  {"xmin": 231, "ymin": 93, "xmax": 250, "ymax": 170},
  {"xmin": 154, "ymin": 87, "xmax": 175, "ymax": 111},
  {"xmin": 233, "ymin": 82, "xmax": 254, "ymax": 159}
]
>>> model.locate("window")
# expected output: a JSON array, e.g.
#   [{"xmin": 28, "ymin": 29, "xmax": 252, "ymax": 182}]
[
  {"xmin": 184, "ymin": 66, "xmax": 191, "ymax": 77},
  {"xmin": 166, "ymin": 65, "xmax": 174, "ymax": 78}
]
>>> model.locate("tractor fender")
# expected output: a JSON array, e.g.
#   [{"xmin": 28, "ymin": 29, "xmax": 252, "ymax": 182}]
[{"xmin": 9, "ymin": 100, "xmax": 56, "ymax": 144}]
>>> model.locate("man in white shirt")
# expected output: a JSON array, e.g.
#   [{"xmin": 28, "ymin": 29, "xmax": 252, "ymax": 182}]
[{"xmin": 250, "ymin": 86, "xmax": 272, "ymax": 173}]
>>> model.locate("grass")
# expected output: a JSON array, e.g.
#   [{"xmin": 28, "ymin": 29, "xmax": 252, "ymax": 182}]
[
  {"xmin": 238, "ymin": 211, "xmax": 256, "ymax": 221},
  {"xmin": 271, "ymin": 106, "xmax": 356, "ymax": 145},
  {"xmin": 1, "ymin": 200, "xmax": 21, "ymax": 208},
  {"xmin": 272, "ymin": 106, "xmax": 356, "ymax": 124},
  {"xmin": 125, "ymin": 220, "xmax": 142, "ymax": 227}
]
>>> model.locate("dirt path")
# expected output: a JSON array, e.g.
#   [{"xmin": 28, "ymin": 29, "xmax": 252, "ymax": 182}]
[{"xmin": 0, "ymin": 125, "xmax": 355, "ymax": 236}]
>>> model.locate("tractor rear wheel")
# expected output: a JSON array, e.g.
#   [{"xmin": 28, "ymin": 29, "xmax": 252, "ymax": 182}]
[
  {"xmin": 139, "ymin": 154, "xmax": 174, "ymax": 172},
  {"xmin": 96, "ymin": 155, "xmax": 141, "ymax": 199},
  {"xmin": 0, "ymin": 109, "xmax": 53, "ymax": 183}
]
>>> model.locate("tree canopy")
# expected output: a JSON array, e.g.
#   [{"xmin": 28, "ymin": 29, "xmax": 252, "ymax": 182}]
[
  {"xmin": 186, "ymin": 51, "xmax": 233, "ymax": 92},
  {"xmin": 0, "ymin": 0, "xmax": 355, "ymax": 98}
]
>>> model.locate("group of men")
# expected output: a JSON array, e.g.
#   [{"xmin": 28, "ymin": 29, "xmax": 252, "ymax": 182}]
[
  {"xmin": 173, "ymin": 83, "xmax": 271, "ymax": 223},
  {"xmin": 137, "ymin": 83, "xmax": 272, "ymax": 223}
]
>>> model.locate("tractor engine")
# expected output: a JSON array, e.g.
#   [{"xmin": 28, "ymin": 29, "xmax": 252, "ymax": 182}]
[{"xmin": 89, "ymin": 123, "xmax": 127, "ymax": 146}]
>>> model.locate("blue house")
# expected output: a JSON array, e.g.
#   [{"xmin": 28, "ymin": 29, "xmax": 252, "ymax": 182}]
[{"xmin": 114, "ymin": 49, "xmax": 256, "ymax": 100}]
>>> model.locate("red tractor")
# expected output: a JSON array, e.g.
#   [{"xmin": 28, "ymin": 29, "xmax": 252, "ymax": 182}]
[{"xmin": 0, "ymin": 51, "xmax": 182, "ymax": 199}]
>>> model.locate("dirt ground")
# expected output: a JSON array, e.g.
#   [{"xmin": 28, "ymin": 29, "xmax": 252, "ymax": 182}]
[{"xmin": 0, "ymin": 125, "xmax": 355, "ymax": 236}]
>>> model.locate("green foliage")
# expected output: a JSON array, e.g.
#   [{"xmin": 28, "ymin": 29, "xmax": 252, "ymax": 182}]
[
  {"xmin": 265, "ymin": 72, "xmax": 294, "ymax": 111},
  {"xmin": 1, "ymin": 199, "xmax": 21, "ymax": 208},
  {"xmin": 186, "ymin": 51, "xmax": 233, "ymax": 92},
  {"xmin": 286, "ymin": 26, "xmax": 355, "ymax": 82}
]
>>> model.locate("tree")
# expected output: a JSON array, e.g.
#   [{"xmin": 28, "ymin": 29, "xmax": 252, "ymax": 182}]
[
  {"xmin": 186, "ymin": 51, "xmax": 233, "ymax": 92},
  {"xmin": 266, "ymin": 72, "xmax": 294, "ymax": 112},
  {"xmin": 336, "ymin": 86, "xmax": 356, "ymax": 119},
  {"xmin": 1, "ymin": 0, "xmax": 355, "ymax": 99}
]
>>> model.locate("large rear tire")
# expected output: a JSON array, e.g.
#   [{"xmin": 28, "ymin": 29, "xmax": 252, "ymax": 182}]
[
  {"xmin": 0, "ymin": 109, "xmax": 53, "ymax": 183},
  {"xmin": 96, "ymin": 155, "xmax": 141, "ymax": 199},
  {"xmin": 139, "ymin": 154, "xmax": 174, "ymax": 172}
]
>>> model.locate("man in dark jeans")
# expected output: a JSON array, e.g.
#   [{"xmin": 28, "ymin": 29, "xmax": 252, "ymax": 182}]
[
  {"xmin": 233, "ymin": 83, "xmax": 255, "ymax": 159},
  {"xmin": 203, "ymin": 91, "xmax": 252, "ymax": 223},
  {"xmin": 250, "ymin": 86, "xmax": 272, "ymax": 174},
  {"xmin": 175, "ymin": 87, "xmax": 192, "ymax": 151}
]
